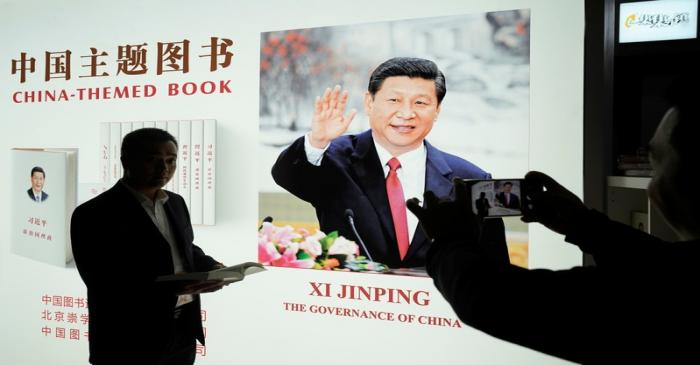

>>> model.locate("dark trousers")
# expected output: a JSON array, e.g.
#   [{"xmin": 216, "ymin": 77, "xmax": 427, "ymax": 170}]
[
  {"xmin": 158, "ymin": 330, "xmax": 195, "ymax": 365},
  {"xmin": 158, "ymin": 304, "xmax": 197, "ymax": 365},
  {"xmin": 93, "ymin": 304, "xmax": 197, "ymax": 365}
]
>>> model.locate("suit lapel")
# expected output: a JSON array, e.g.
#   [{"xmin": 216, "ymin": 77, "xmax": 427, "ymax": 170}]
[
  {"xmin": 113, "ymin": 183, "xmax": 177, "ymax": 270},
  {"xmin": 349, "ymin": 131, "xmax": 397, "ymax": 246},
  {"xmin": 348, "ymin": 135, "xmax": 458, "ymax": 266},
  {"xmin": 163, "ymin": 197, "xmax": 193, "ymax": 270},
  {"xmin": 404, "ymin": 140, "xmax": 454, "ymax": 262}
]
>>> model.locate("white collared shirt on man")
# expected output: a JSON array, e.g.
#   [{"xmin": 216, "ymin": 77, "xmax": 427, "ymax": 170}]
[{"xmin": 121, "ymin": 180, "xmax": 193, "ymax": 306}]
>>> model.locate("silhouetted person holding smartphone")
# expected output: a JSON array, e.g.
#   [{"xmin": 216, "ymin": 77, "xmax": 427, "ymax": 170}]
[{"xmin": 407, "ymin": 76, "xmax": 699, "ymax": 363}]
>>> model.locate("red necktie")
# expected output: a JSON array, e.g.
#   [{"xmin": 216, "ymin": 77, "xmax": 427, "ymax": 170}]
[{"xmin": 386, "ymin": 158, "xmax": 409, "ymax": 260}]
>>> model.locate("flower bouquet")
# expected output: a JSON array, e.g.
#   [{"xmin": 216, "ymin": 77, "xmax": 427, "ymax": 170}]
[{"xmin": 258, "ymin": 222, "xmax": 388, "ymax": 272}]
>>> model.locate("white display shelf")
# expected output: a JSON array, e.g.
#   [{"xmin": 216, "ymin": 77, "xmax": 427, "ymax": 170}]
[
  {"xmin": 606, "ymin": 175, "xmax": 677, "ymax": 241},
  {"xmin": 607, "ymin": 176, "xmax": 651, "ymax": 190}
]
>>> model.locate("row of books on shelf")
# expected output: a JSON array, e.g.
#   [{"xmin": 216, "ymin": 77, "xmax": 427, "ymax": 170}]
[
  {"xmin": 616, "ymin": 150, "xmax": 654, "ymax": 177},
  {"xmin": 100, "ymin": 119, "xmax": 216, "ymax": 225},
  {"xmin": 10, "ymin": 120, "xmax": 217, "ymax": 267}
]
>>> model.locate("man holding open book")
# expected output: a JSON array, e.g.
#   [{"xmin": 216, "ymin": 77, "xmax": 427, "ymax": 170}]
[{"xmin": 71, "ymin": 128, "xmax": 226, "ymax": 365}]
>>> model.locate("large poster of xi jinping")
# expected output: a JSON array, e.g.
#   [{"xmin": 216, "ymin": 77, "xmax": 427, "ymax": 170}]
[{"xmin": 258, "ymin": 9, "xmax": 530, "ymax": 275}]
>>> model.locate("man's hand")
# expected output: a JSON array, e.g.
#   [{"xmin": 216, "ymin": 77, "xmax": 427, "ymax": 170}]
[
  {"xmin": 309, "ymin": 85, "xmax": 357, "ymax": 148},
  {"xmin": 177, "ymin": 280, "xmax": 229, "ymax": 295},
  {"xmin": 407, "ymin": 179, "xmax": 481, "ymax": 244},
  {"xmin": 521, "ymin": 171, "xmax": 589, "ymax": 236}
]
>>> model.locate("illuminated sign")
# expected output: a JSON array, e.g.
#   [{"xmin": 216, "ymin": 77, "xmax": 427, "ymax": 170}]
[{"xmin": 619, "ymin": 0, "xmax": 698, "ymax": 43}]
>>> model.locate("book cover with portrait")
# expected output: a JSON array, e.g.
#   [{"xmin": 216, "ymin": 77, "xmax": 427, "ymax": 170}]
[{"xmin": 10, "ymin": 148, "xmax": 78, "ymax": 267}]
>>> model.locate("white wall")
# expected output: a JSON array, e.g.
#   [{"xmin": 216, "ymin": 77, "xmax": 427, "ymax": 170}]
[{"xmin": 0, "ymin": 0, "xmax": 584, "ymax": 364}]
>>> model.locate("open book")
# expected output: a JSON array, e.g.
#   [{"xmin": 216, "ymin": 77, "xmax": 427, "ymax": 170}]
[{"xmin": 156, "ymin": 261, "xmax": 266, "ymax": 285}]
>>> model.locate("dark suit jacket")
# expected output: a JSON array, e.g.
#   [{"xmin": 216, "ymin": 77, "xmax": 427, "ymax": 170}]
[
  {"xmin": 71, "ymin": 182, "xmax": 219, "ymax": 364},
  {"xmin": 427, "ymin": 209, "xmax": 700, "ymax": 364},
  {"xmin": 496, "ymin": 192, "xmax": 520, "ymax": 209},
  {"xmin": 272, "ymin": 130, "xmax": 508, "ymax": 268},
  {"xmin": 27, "ymin": 188, "xmax": 48, "ymax": 202}
]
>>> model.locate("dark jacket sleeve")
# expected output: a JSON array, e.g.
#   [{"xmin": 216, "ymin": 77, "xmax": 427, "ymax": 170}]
[
  {"xmin": 426, "ymin": 234, "xmax": 599, "ymax": 363},
  {"xmin": 71, "ymin": 201, "xmax": 165, "ymax": 295},
  {"xmin": 479, "ymin": 218, "xmax": 511, "ymax": 267},
  {"xmin": 191, "ymin": 244, "xmax": 220, "ymax": 271},
  {"xmin": 565, "ymin": 209, "xmax": 668, "ymax": 267},
  {"xmin": 271, "ymin": 136, "xmax": 334, "ymax": 205}
]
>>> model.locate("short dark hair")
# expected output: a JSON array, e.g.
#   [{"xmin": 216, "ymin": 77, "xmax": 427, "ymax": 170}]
[
  {"xmin": 664, "ymin": 73, "xmax": 698, "ymax": 168},
  {"xmin": 367, "ymin": 57, "xmax": 446, "ymax": 104},
  {"xmin": 503, "ymin": 182, "xmax": 513, "ymax": 186},
  {"xmin": 121, "ymin": 128, "xmax": 178, "ymax": 160},
  {"xmin": 30, "ymin": 166, "xmax": 45, "ymax": 178}
]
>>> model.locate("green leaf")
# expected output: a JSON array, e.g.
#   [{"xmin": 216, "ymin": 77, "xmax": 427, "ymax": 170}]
[
  {"xmin": 320, "ymin": 231, "xmax": 339, "ymax": 251},
  {"xmin": 297, "ymin": 251, "xmax": 311, "ymax": 260}
]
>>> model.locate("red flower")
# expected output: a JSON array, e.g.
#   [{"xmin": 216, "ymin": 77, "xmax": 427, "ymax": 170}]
[{"xmin": 277, "ymin": 47, "xmax": 288, "ymax": 57}]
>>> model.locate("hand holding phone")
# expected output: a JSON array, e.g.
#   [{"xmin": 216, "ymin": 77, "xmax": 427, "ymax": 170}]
[
  {"xmin": 520, "ymin": 171, "xmax": 589, "ymax": 236},
  {"xmin": 407, "ymin": 179, "xmax": 481, "ymax": 243}
]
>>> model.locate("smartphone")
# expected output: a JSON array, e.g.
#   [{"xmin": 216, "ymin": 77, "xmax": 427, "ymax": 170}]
[{"xmin": 465, "ymin": 179, "xmax": 531, "ymax": 218}]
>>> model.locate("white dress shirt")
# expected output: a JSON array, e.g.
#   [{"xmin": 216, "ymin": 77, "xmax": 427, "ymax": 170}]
[{"xmin": 121, "ymin": 180, "xmax": 193, "ymax": 306}]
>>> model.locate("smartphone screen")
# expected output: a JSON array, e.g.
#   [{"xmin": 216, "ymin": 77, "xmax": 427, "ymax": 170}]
[{"xmin": 469, "ymin": 179, "xmax": 525, "ymax": 218}]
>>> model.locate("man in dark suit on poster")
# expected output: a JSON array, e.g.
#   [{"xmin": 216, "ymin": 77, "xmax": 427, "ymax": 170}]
[
  {"xmin": 71, "ymin": 128, "xmax": 225, "ymax": 365},
  {"xmin": 272, "ymin": 57, "xmax": 507, "ymax": 269},
  {"xmin": 495, "ymin": 181, "xmax": 520, "ymax": 209}
]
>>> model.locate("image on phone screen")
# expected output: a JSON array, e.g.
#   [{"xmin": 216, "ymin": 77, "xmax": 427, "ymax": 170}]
[{"xmin": 470, "ymin": 179, "xmax": 523, "ymax": 218}]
